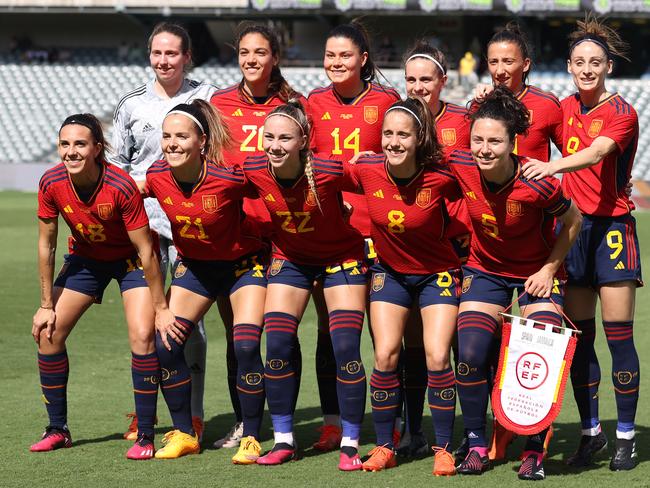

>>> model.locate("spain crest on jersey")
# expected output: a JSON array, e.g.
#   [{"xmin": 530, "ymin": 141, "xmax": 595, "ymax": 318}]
[
  {"xmin": 416, "ymin": 188, "xmax": 432, "ymax": 208},
  {"xmin": 588, "ymin": 119, "xmax": 604, "ymax": 138},
  {"xmin": 269, "ymin": 258, "xmax": 284, "ymax": 276},
  {"xmin": 97, "ymin": 203, "xmax": 113, "ymax": 220},
  {"xmin": 461, "ymin": 274, "xmax": 473, "ymax": 293},
  {"xmin": 202, "ymin": 195, "xmax": 218, "ymax": 214},
  {"xmin": 304, "ymin": 189, "xmax": 318, "ymax": 207},
  {"xmin": 441, "ymin": 128, "xmax": 457, "ymax": 146},
  {"xmin": 174, "ymin": 262, "xmax": 187, "ymax": 278},
  {"xmin": 371, "ymin": 272, "xmax": 385, "ymax": 292},
  {"xmin": 364, "ymin": 106, "xmax": 379, "ymax": 124},
  {"xmin": 506, "ymin": 200, "xmax": 523, "ymax": 217}
]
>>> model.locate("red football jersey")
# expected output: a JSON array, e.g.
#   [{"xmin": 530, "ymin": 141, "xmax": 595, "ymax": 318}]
[
  {"xmin": 308, "ymin": 82, "xmax": 400, "ymax": 236},
  {"xmin": 145, "ymin": 160, "xmax": 261, "ymax": 261},
  {"xmin": 448, "ymin": 150, "xmax": 571, "ymax": 279},
  {"xmin": 436, "ymin": 101, "xmax": 472, "ymax": 241},
  {"xmin": 436, "ymin": 101, "xmax": 471, "ymax": 156},
  {"xmin": 349, "ymin": 154, "xmax": 461, "ymax": 274},
  {"xmin": 38, "ymin": 162, "xmax": 148, "ymax": 261},
  {"xmin": 514, "ymin": 85, "xmax": 563, "ymax": 161},
  {"xmin": 242, "ymin": 154, "xmax": 364, "ymax": 266},
  {"xmin": 210, "ymin": 86, "xmax": 311, "ymax": 231},
  {"xmin": 560, "ymin": 93, "xmax": 638, "ymax": 217}
]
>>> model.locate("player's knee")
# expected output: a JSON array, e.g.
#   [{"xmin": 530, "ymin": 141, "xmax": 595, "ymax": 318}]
[
  {"xmin": 265, "ymin": 332, "xmax": 294, "ymax": 358},
  {"xmin": 374, "ymin": 348, "xmax": 400, "ymax": 371},
  {"xmin": 426, "ymin": 352, "xmax": 451, "ymax": 372}
]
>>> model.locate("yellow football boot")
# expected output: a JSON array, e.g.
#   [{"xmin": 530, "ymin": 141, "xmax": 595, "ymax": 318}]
[
  {"xmin": 154, "ymin": 430, "xmax": 200, "ymax": 459},
  {"xmin": 232, "ymin": 436, "xmax": 261, "ymax": 465}
]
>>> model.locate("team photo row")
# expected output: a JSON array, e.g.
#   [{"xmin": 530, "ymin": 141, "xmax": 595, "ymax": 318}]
[{"xmin": 30, "ymin": 14, "xmax": 641, "ymax": 481}]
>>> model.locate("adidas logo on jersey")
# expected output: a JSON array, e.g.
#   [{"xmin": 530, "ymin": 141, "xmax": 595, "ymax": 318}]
[
  {"xmin": 349, "ymin": 267, "xmax": 360, "ymax": 275},
  {"xmin": 615, "ymin": 261, "xmax": 626, "ymax": 270},
  {"xmin": 264, "ymin": 193, "xmax": 276, "ymax": 202},
  {"xmin": 142, "ymin": 123, "xmax": 155, "ymax": 132},
  {"xmin": 440, "ymin": 289, "xmax": 452, "ymax": 297},
  {"xmin": 63, "ymin": 205, "xmax": 73, "ymax": 213},
  {"xmin": 373, "ymin": 189, "xmax": 384, "ymax": 199},
  {"xmin": 321, "ymin": 112, "xmax": 331, "ymax": 120},
  {"xmin": 163, "ymin": 197, "xmax": 173, "ymax": 205},
  {"xmin": 232, "ymin": 108, "xmax": 244, "ymax": 117},
  {"xmin": 466, "ymin": 191, "xmax": 477, "ymax": 200}
]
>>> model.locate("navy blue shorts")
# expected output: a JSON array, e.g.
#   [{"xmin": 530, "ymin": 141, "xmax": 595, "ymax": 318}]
[
  {"xmin": 565, "ymin": 214, "xmax": 643, "ymax": 288},
  {"xmin": 54, "ymin": 254, "xmax": 147, "ymax": 303},
  {"xmin": 267, "ymin": 257, "xmax": 368, "ymax": 290},
  {"xmin": 369, "ymin": 262, "xmax": 460, "ymax": 308},
  {"xmin": 172, "ymin": 252, "xmax": 268, "ymax": 300},
  {"xmin": 460, "ymin": 266, "xmax": 564, "ymax": 308}
]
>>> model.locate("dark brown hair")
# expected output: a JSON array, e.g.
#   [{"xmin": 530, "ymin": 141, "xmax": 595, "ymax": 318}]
[
  {"xmin": 469, "ymin": 85, "xmax": 530, "ymax": 142},
  {"xmin": 385, "ymin": 96, "xmax": 444, "ymax": 168},
  {"xmin": 235, "ymin": 23, "xmax": 301, "ymax": 102},
  {"xmin": 327, "ymin": 19, "xmax": 378, "ymax": 83},
  {"xmin": 59, "ymin": 113, "xmax": 109, "ymax": 163},
  {"xmin": 487, "ymin": 22, "xmax": 532, "ymax": 85}
]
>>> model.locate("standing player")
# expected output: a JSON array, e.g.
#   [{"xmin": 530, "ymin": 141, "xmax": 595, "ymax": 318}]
[
  {"xmin": 244, "ymin": 101, "xmax": 368, "ymax": 470},
  {"xmin": 399, "ymin": 40, "xmax": 471, "ymax": 457},
  {"xmin": 145, "ymin": 100, "xmax": 268, "ymax": 462},
  {"xmin": 31, "ymin": 114, "xmax": 173, "ymax": 461},
  {"xmin": 112, "ymin": 22, "xmax": 215, "ymax": 442},
  {"xmin": 308, "ymin": 21, "xmax": 400, "ymax": 450},
  {"xmin": 350, "ymin": 97, "xmax": 461, "ymax": 476},
  {"xmin": 210, "ymin": 25, "xmax": 308, "ymax": 448},
  {"xmin": 475, "ymin": 22, "xmax": 563, "ymax": 161},
  {"xmin": 449, "ymin": 87, "xmax": 582, "ymax": 480},
  {"xmin": 523, "ymin": 16, "xmax": 641, "ymax": 471},
  {"xmin": 473, "ymin": 22, "xmax": 563, "ymax": 460},
  {"xmin": 210, "ymin": 23, "xmax": 309, "ymax": 231}
]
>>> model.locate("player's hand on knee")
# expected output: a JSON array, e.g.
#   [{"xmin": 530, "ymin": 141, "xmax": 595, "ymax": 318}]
[
  {"xmin": 32, "ymin": 307, "xmax": 56, "ymax": 344},
  {"xmin": 156, "ymin": 311, "xmax": 185, "ymax": 350},
  {"xmin": 525, "ymin": 268, "xmax": 554, "ymax": 298}
]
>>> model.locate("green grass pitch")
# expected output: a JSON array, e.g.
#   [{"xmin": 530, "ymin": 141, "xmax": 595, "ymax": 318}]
[{"xmin": 1, "ymin": 190, "xmax": 648, "ymax": 487}]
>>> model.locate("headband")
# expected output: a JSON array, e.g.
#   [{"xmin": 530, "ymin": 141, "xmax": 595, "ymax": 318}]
[
  {"xmin": 406, "ymin": 54, "xmax": 446, "ymax": 75},
  {"xmin": 265, "ymin": 112, "xmax": 305, "ymax": 136},
  {"xmin": 570, "ymin": 35, "xmax": 610, "ymax": 59},
  {"xmin": 385, "ymin": 106, "xmax": 422, "ymax": 128},
  {"xmin": 60, "ymin": 117, "xmax": 100, "ymax": 137},
  {"xmin": 167, "ymin": 110, "xmax": 205, "ymax": 135}
]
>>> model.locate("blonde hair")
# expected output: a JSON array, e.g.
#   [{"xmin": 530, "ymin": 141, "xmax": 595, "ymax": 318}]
[
  {"xmin": 191, "ymin": 99, "xmax": 234, "ymax": 166},
  {"xmin": 266, "ymin": 99, "xmax": 323, "ymax": 213}
]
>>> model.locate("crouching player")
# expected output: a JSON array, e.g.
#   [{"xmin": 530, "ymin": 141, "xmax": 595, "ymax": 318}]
[
  {"xmin": 31, "ymin": 114, "xmax": 173, "ymax": 460},
  {"xmin": 349, "ymin": 97, "xmax": 461, "ymax": 476},
  {"xmin": 448, "ymin": 87, "xmax": 583, "ymax": 480},
  {"xmin": 145, "ymin": 100, "xmax": 268, "ymax": 461},
  {"xmin": 243, "ymin": 100, "xmax": 368, "ymax": 470}
]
